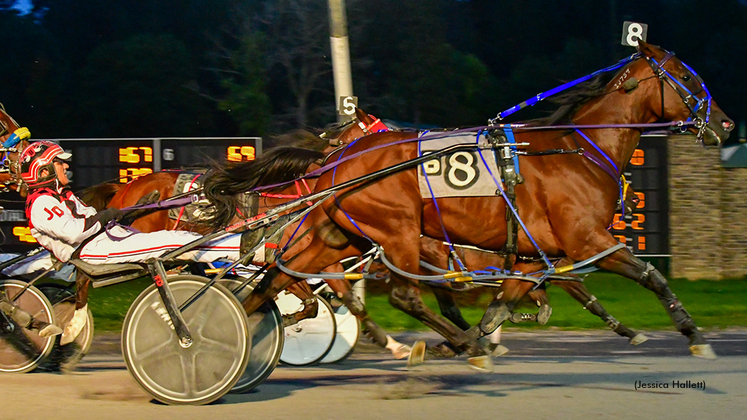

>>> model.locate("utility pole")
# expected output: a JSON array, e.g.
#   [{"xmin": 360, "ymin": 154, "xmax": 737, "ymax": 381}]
[{"xmin": 328, "ymin": 0, "xmax": 355, "ymax": 123}]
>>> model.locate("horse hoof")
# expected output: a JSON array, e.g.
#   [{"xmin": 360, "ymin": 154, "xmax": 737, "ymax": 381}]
[
  {"xmin": 467, "ymin": 355, "xmax": 494, "ymax": 373},
  {"xmin": 407, "ymin": 340, "xmax": 426, "ymax": 368},
  {"xmin": 537, "ymin": 304, "xmax": 552, "ymax": 325},
  {"xmin": 391, "ymin": 344, "xmax": 412, "ymax": 360},
  {"xmin": 690, "ymin": 344, "xmax": 717, "ymax": 360},
  {"xmin": 37, "ymin": 322, "xmax": 63, "ymax": 338},
  {"xmin": 490, "ymin": 344, "xmax": 509, "ymax": 357},
  {"xmin": 629, "ymin": 334, "xmax": 649, "ymax": 346},
  {"xmin": 427, "ymin": 342, "xmax": 458, "ymax": 358}
]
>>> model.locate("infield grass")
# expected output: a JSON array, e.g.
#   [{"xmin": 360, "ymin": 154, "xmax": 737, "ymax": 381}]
[{"xmin": 82, "ymin": 273, "xmax": 747, "ymax": 333}]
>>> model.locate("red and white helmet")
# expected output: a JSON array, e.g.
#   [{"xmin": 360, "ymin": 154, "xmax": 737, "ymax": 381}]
[{"xmin": 19, "ymin": 141, "xmax": 72, "ymax": 187}]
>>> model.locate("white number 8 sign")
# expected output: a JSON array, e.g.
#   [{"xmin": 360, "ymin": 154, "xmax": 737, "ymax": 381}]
[{"xmin": 621, "ymin": 21, "xmax": 648, "ymax": 47}]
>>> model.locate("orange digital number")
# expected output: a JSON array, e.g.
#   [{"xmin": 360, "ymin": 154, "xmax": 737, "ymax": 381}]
[
  {"xmin": 119, "ymin": 168, "xmax": 153, "ymax": 182},
  {"xmin": 227, "ymin": 146, "xmax": 256, "ymax": 162},
  {"xmin": 637, "ymin": 236, "xmax": 646, "ymax": 251},
  {"xmin": 630, "ymin": 149, "xmax": 644, "ymax": 166},
  {"xmin": 13, "ymin": 226, "xmax": 37, "ymax": 243},
  {"xmin": 119, "ymin": 147, "xmax": 153, "ymax": 164},
  {"xmin": 631, "ymin": 214, "xmax": 645, "ymax": 230},
  {"xmin": 611, "ymin": 214, "xmax": 626, "ymax": 230},
  {"xmin": 634, "ymin": 191, "xmax": 645, "ymax": 209},
  {"xmin": 613, "ymin": 235, "xmax": 627, "ymax": 245}
]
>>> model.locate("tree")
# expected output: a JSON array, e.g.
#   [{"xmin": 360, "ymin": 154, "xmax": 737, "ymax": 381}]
[
  {"xmin": 78, "ymin": 34, "xmax": 215, "ymax": 137},
  {"xmin": 212, "ymin": 0, "xmax": 335, "ymax": 133},
  {"xmin": 217, "ymin": 31, "xmax": 271, "ymax": 136}
]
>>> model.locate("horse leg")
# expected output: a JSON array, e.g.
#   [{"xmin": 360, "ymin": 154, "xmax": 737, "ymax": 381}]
[
  {"xmin": 476, "ymin": 279, "xmax": 535, "ymax": 337},
  {"xmin": 595, "ymin": 247, "xmax": 713, "ymax": 358},
  {"xmin": 242, "ymin": 231, "xmax": 360, "ymax": 318},
  {"xmin": 387, "ymin": 278, "xmax": 489, "ymax": 369},
  {"xmin": 283, "ymin": 281, "xmax": 319, "ymax": 327},
  {"xmin": 431, "ymin": 286, "xmax": 471, "ymax": 330},
  {"xmin": 524, "ymin": 287, "xmax": 553, "ymax": 325},
  {"xmin": 60, "ymin": 273, "xmax": 92, "ymax": 345},
  {"xmin": 549, "ymin": 279, "xmax": 648, "ymax": 345},
  {"xmin": 325, "ymin": 277, "xmax": 411, "ymax": 359}
]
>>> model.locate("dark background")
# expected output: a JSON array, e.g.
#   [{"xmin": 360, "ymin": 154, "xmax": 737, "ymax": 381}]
[{"xmin": 1, "ymin": 0, "xmax": 745, "ymax": 143}]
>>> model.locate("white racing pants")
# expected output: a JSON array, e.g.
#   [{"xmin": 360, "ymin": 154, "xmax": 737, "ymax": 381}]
[{"xmin": 77, "ymin": 226, "xmax": 264, "ymax": 265}]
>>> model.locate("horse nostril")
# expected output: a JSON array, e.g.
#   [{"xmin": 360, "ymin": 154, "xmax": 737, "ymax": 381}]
[{"xmin": 722, "ymin": 120, "xmax": 735, "ymax": 132}]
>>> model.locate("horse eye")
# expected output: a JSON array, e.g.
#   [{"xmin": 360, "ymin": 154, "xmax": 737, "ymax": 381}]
[{"xmin": 682, "ymin": 74, "xmax": 691, "ymax": 82}]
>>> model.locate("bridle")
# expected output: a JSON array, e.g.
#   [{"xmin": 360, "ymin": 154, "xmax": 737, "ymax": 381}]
[
  {"xmin": 645, "ymin": 50, "xmax": 713, "ymax": 141},
  {"xmin": 0, "ymin": 109, "xmax": 25, "ymax": 190},
  {"xmin": 322, "ymin": 114, "xmax": 389, "ymax": 147}
]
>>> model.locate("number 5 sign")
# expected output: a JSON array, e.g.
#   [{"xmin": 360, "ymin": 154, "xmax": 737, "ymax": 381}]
[
  {"xmin": 621, "ymin": 21, "xmax": 648, "ymax": 47},
  {"xmin": 339, "ymin": 96, "xmax": 358, "ymax": 116}
]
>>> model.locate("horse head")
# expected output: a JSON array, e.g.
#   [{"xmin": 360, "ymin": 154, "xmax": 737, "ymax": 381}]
[
  {"xmin": 320, "ymin": 107, "xmax": 389, "ymax": 148},
  {"xmin": 0, "ymin": 104, "xmax": 29, "ymax": 195},
  {"xmin": 636, "ymin": 40, "xmax": 734, "ymax": 146}
]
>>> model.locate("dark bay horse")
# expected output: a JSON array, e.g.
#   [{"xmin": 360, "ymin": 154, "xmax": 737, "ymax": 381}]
[{"xmin": 233, "ymin": 41, "xmax": 733, "ymax": 368}]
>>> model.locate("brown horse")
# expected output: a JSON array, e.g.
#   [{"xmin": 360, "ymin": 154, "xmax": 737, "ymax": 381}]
[
  {"xmin": 204, "ymin": 136, "xmax": 658, "ymax": 358},
  {"xmin": 230, "ymin": 41, "xmax": 733, "ymax": 369}
]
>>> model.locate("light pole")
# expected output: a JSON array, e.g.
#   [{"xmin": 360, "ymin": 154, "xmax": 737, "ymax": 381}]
[{"xmin": 328, "ymin": 0, "xmax": 355, "ymax": 123}]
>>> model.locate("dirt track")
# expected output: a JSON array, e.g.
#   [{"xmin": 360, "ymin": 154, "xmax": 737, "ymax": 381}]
[{"xmin": 2, "ymin": 330, "xmax": 746, "ymax": 420}]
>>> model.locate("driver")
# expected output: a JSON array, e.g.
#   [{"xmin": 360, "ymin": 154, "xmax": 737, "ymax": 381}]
[{"xmin": 20, "ymin": 140, "xmax": 262, "ymax": 344}]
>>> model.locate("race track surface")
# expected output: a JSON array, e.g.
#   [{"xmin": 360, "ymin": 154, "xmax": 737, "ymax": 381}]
[{"xmin": 2, "ymin": 330, "xmax": 746, "ymax": 420}]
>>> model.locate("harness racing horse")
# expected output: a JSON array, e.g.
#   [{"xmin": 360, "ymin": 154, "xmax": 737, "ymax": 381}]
[
  {"xmin": 204, "ymin": 140, "xmax": 653, "ymax": 357},
  {"xmin": 232, "ymin": 41, "xmax": 733, "ymax": 369}
]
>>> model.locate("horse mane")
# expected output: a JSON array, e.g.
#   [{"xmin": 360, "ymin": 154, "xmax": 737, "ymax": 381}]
[
  {"xmin": 531, "ymin": 70, "xmax": 617, "ymax": 126},
  {"xmin": 203, "ymin": 146, "xmax": 324, "ymax": 228},
  {"xmin": 267, "ymin": 129, "xmax": 330, "ymax": 152},
  {"xmin": 76, "ymin": 183, "xmax": 122, "ymax": 211}
]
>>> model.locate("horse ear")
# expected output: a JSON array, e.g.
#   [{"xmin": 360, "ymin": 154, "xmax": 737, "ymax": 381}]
[
  {"xmin": 355, "ymin": 106, "xmax": 371, "ymax": 124},
  {"xmin": 636, "ymin": 39, "xmax": 657, "ymax": 58}
]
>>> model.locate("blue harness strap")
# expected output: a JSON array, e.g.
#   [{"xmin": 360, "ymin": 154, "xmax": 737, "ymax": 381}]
[{"xmin": 503, "ymin": 125, "xmax": 521, "ymax": 174}]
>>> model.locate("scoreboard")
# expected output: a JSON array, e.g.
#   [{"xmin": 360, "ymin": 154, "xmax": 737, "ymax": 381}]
[
  {"xmin": 0, "ymin": 137, "xmax": 261, "ymax": 253},
  {"xmin": 56, "ymin": 137, "xmax": 262, "ymax": 190},
  {"xmin": 610, "ymin": 132, "xmax": 669, "ymax": 256}
]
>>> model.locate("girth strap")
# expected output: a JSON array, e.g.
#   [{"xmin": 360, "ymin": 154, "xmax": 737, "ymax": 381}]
[{"xmin": 488, "ymin": 128, "xmax": 524, "ymax": 270}]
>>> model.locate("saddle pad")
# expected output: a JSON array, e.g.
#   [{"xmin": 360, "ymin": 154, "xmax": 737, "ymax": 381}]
[{"xmin": 417, "ymin": 131, "xmax": 502, "ymax": 198}]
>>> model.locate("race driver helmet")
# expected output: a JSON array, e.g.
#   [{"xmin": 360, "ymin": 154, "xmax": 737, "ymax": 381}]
[{"xmin": 19, "ymin": 141, "xmax": 72, "ymax": 187}]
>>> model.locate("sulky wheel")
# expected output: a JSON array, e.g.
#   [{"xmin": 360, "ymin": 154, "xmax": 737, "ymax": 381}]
[
  {"xmin": 36, "ymin": 283, "xmax": 94, "ymax": 373},
  {"xmin": 320, "ymin": 294, "xmax": 361, "ymax": 364},
  {"xmin": 276, "ymin": 291, "xmax": 336, "ymax": 366},
  {"xmin": 218, "ymin": 278, "xmax": 284, "ymax": 394},
  {"xmin": 121, "ymin": 275, "xmax": 250, "ymax": 405},
  {"xmin": 0, "ymin": 280, "xmax": 57, "ymax": 373}
]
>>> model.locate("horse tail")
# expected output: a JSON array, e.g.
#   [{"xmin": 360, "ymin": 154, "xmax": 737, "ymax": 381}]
[
  {"xmin": 76, "ymin": 183, "xmax": 123, "ymax": 211},
  {"xmin": 203, "ymin": 146, "xmax": 324, "ymax": 228}
]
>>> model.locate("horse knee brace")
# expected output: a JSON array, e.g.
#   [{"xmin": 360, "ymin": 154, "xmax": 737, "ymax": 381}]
[
  {"xmin": 480, "ymin": 301, "xmax": 511, "ymax": 335},
  {"xmin": 342, "ymin": 290, "xmax": 366, "ymax": 314},
  {"xmin": 583, "ymin": 295, "xmax": 618, "ymax": 329},
  {"xmin": 636, "ymin": 263, "xmax": 676, "ymax": 301},
  {"xmin": 637, "ymin": 264, "xmax": 699, "ymax": 338}
]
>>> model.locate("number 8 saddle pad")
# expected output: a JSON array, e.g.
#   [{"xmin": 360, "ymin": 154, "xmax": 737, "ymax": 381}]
[{"xmin": 417, "ymin": 131, "xmax": 503, "ymax": 199}]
